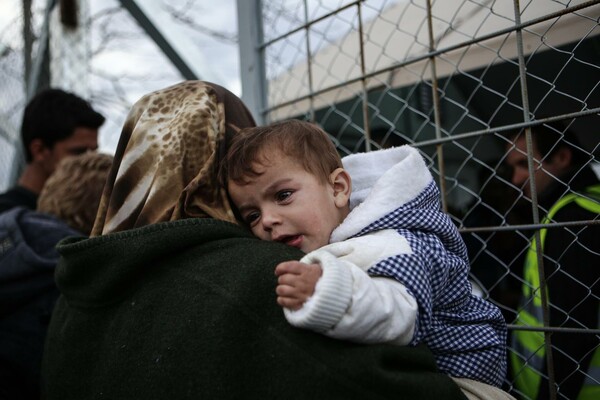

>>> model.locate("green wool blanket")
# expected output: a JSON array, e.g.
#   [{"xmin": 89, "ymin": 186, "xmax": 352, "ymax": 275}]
[{"xmin": 42, "ymin": 218, "xmax": 466, "ymax": 400}]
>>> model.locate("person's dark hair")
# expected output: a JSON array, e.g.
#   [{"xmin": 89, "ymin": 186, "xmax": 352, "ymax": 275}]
[
  {"xmin": 21, "ymin": 88, "xmax": 105, "ymax": 162},
  {"xmin": 507, "ymin": 121, "xmax": 589, "ymax": 168},
  {"xmin": 223, "ymin": 119, "xmax": 343, "ymax": 185}
]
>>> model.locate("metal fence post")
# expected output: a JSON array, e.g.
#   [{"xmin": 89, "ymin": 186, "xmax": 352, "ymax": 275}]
[
  {"xmin": 512, "ymin": 1, "xmax": 556, "ymax": 398},
  {"xmin": 237, "ymin": 0, "xmax": 267, "ymax": 125}
]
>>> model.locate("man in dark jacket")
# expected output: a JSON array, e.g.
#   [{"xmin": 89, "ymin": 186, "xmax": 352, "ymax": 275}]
[
  {"xmin": 506, "ymin": 125, "xmax": 600, "ymax": 400},
  {"xmin": 0, "ymin": 208, "xmax": 79, "ymax": 400},
  {"xmin": 0, "ymin": 88, "xmax": 104, "ymax": 213},
  {"xmin": 0, "ymin": 152, "xmax": 112, "ymax": 400}
]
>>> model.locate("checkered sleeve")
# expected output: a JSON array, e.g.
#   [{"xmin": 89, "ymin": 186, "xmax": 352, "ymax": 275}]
[{"xmin": 360, "ymin": 181, "xmax": 507, "ymax": 387}]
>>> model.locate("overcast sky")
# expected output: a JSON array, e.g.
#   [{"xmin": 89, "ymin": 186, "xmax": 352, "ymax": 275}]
[
  {"xmin": 88, "ymin": 0, "xmax": 240, "ymax": 152},
  {"xmin": 0, "ymin": 0, "xmax": 240, "ymax": 154}
]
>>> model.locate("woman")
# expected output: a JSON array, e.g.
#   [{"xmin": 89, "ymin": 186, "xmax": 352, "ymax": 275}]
[{"xmin": 41, "ymin": 81, "xmax": 467, "ymax": 399}]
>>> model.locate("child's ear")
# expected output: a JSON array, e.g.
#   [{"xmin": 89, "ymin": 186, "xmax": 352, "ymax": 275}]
[{"xmin": 329, "ymin": 168, "xmax": 351, "ymax": 209}]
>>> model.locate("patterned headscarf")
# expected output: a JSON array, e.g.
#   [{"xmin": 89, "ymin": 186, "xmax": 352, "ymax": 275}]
[{"xmin": 91, "ymin": 81, "xmax": 256, "ymax": 236}]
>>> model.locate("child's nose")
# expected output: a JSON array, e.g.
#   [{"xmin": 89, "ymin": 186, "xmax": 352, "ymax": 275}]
[{"xmin": 261, "ymin": 208, "xmax": 280, "ymax": 231}]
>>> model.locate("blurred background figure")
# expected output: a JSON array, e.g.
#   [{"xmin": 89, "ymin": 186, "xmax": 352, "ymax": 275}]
[
  {"xmin": 506, "ymin": 124, "xmax": 600, "ymax": 400},
  {"xmin": 37, "ymin": 152, "xmax": 113, "ymax": 235},
  {"xmin": 0, "ymin": 151, "xmax": 113, "ymax": 400},
  {"xmin": 0, "ymin": 88, "xmax": 105, "ymax": 213}
]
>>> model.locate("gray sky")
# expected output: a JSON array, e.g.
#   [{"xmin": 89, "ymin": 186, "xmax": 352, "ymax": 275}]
[
  {"xmin": 0, "ymin": 0, "xmax": 240, "ymax": 154},
  {"xmin": 88, "ymin": 0, "xmax": 240, "ymax": 152}
]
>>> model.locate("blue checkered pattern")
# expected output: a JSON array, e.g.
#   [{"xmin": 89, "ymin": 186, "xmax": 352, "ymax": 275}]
[{"xmin": 361, "ymin": 181, "xmax": 507, "ymax": 387}]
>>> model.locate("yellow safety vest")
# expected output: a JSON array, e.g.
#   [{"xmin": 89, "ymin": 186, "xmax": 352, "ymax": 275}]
[{"xmin": 511, "ymin": 184, "xmax": 600, "ymax": 400}]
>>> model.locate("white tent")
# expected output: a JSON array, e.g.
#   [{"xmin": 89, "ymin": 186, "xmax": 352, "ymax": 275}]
[{"xmin": 267, "ymin": 0, "xmax": 599, "ymax": 120}]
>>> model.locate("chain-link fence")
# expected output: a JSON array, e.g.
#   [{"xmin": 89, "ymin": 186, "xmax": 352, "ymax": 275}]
[
  {"xmin": 239, "ymin": 0, "xmax": 600, "ymax": 398},
  {"xmin": 0, "ymin": 0, "xmax": 94, "ymax": 190},
  {"xmin": 1, "ymin": 0, "xmax": 94, "ymax": 191},
  {"xmin": 1, "ymin": 0, "xmax": 598, "ymax": 398},
  {"xmin": 0, "ymin": 1, "xmax": 32, "ymax": 191}
]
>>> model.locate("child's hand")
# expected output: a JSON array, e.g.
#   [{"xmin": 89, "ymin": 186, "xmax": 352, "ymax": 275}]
[{"xmin": 274, "ymin": 261, "xmax": 323, "ymax": 310}]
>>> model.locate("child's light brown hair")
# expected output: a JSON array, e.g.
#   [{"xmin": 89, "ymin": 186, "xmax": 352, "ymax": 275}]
[
  {"xmin": 37, "ymin": 151, "xmax": 113, "ymax": 235},
  {"xmin": 224, "ymin": 119, "xmax": 342, "ymax": 185}
]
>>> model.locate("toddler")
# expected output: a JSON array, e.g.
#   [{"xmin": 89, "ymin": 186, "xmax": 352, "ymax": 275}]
[{"xmin": 224, "ymin": 119, "xmax": 507, "ymax": 388}]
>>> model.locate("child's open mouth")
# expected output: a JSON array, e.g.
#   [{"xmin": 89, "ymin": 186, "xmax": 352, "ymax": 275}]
[{"xmin": 277, "ymin": 234, "xmax": 303, "ymax": 249}]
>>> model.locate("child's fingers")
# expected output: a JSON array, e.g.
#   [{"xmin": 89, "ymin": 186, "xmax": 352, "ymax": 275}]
[
  {"xmin": 275, "ymin": 283, "xmax": 297, "ymax": 298},
  {"xmin": 277, "ymin": 277, "xmax": 313, "ymax": 299},
  {"xmin": 276, "ymin": 284, "xmax": 306, "ymax": 310},
  {"xmin": 274, "ymin": 263, "xmax": 323, "ymax": 311},
  {"xmin": 274, "ymin": 261, "xmax": 305, "ymax": 276},
  {"xmin": 277, "ymin": 296, "xmax": 304, "ymax": 310},
  {"xmin": 276, "ymin": 272, "xmax": 301, "ymax": 287}
]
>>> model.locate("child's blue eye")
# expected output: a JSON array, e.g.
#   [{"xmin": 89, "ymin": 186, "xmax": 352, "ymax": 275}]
[{"xmin": 276, "ymin": 190, "xmax": 292, "ymax": 202}]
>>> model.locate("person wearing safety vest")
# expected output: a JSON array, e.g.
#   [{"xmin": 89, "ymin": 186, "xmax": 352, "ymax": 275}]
[{"xmin": 505, "ymin": 125, "xmax": 600, "ymax": 400}]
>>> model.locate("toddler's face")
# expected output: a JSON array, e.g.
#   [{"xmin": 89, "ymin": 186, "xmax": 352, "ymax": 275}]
[{"xmin": 228, "ymin": 150, "xmax": 349, "ymax": 253}]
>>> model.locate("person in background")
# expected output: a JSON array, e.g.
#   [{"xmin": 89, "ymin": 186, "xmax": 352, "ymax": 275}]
[
  {"xmin": 224, "ymin": 120, "xmax": 510, "ymax": 398},
  {"xmin": 0, "ymin": 88, "xmax": 105, "ymax": 213},
  {"xmin": 37, "ymin": 152, "xmax": 113, "ymax": 235},
  {"xmin": 42, "ymin": 81, "xmax": 468, "ymax": 400},
  {"xmin": 506, "ymin": 124, "xmax": 600, "ymax": 400},
  {"xmin": 0, "ymin": 151, "xmax": 113, "ymax": 400}
]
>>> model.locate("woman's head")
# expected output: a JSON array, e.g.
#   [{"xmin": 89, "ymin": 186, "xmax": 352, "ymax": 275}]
[{"xmin": 91, "ymin": 81, "xmax": 256, "ymax": 236}]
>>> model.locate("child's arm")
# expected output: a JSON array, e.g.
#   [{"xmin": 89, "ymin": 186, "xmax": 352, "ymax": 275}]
[{"xmin": 277, "ymin": 230, "xmax": 418, "ymax": 345}]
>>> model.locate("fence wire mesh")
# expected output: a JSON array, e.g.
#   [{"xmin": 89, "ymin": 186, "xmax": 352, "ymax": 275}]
[
  {"xmin": 252, "ymin": 0, "xmax": 600, "ymax": 398},
  {"xmin": 0, "ymin": 1, "xmax": 31, "ymax": 191},
  {"xmin": 1, "ymin": 0, "xmax": 598, "ymax": 398}
]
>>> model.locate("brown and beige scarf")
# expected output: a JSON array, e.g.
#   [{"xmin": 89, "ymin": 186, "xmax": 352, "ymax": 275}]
[{"xmin": 91, "ymin": 80, "xmax": 256, "ymax": 236}]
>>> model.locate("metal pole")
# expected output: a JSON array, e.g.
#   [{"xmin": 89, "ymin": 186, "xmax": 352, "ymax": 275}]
[
  {"xmin": 357, "ymin": 2, "xmax": 371, "ymax": 151},
  {"xmin": 27, "ymin": 0, "xmax": 55, "ymax": 99},
  {"xmin": 23, "ymin": 0, "xmax": 33, "ymax": 95},
  {"xmin": 303, "ymin": 0, "xmax": 315, "ymax": 122},
  {"xmin": 425, "ymin": 0, "xmax": 447, "ymax": 212},
  {"xmin": 237, "ymin": 0, "xmax": 267, "ymax": 124},
  {"xmin": 513, "ymin": 1, "xmax": 556, "ymax": 398},
  {"xmin": 119, "ymin": 0, "xmax": 198, "ymax": 81}
]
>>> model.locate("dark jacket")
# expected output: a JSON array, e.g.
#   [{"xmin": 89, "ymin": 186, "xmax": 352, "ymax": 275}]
[
  {"xmin": 0, "ymin": 207, "xmax": 80, "ymax": 400},
  {"xmin": 0, "ymin": 186, "xmax": 38, "ymax": 213},
  {"xmin": 42, "ymin": 218, "xmax": 466, "ymax": 400},
  {"xmin": 525, "ymin": 166, "xmax": 600, "ymax": 400}
]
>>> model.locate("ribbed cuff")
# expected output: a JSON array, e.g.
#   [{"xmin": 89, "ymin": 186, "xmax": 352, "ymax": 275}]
[{"xmin": 284, "ymin": 250, "xmax": 353, "ymax": 332}]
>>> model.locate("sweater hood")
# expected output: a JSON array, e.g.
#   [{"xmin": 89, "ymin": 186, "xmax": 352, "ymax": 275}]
[
  {"xmin": 0, "ymin": 207, "xmax": 80, "ymax": 315},
  {"xmin": 331, "ymin": 146, "xmax": 433, "ymax": 242},
  {"xmin": 55, "ymin": 218, "xmax": 254, "ymax": 307}
]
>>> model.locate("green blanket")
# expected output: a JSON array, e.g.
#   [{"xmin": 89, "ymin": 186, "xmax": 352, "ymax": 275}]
[{"xmin": 42, "ymin": 218, "xmax": 466, "ymax": 399}]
